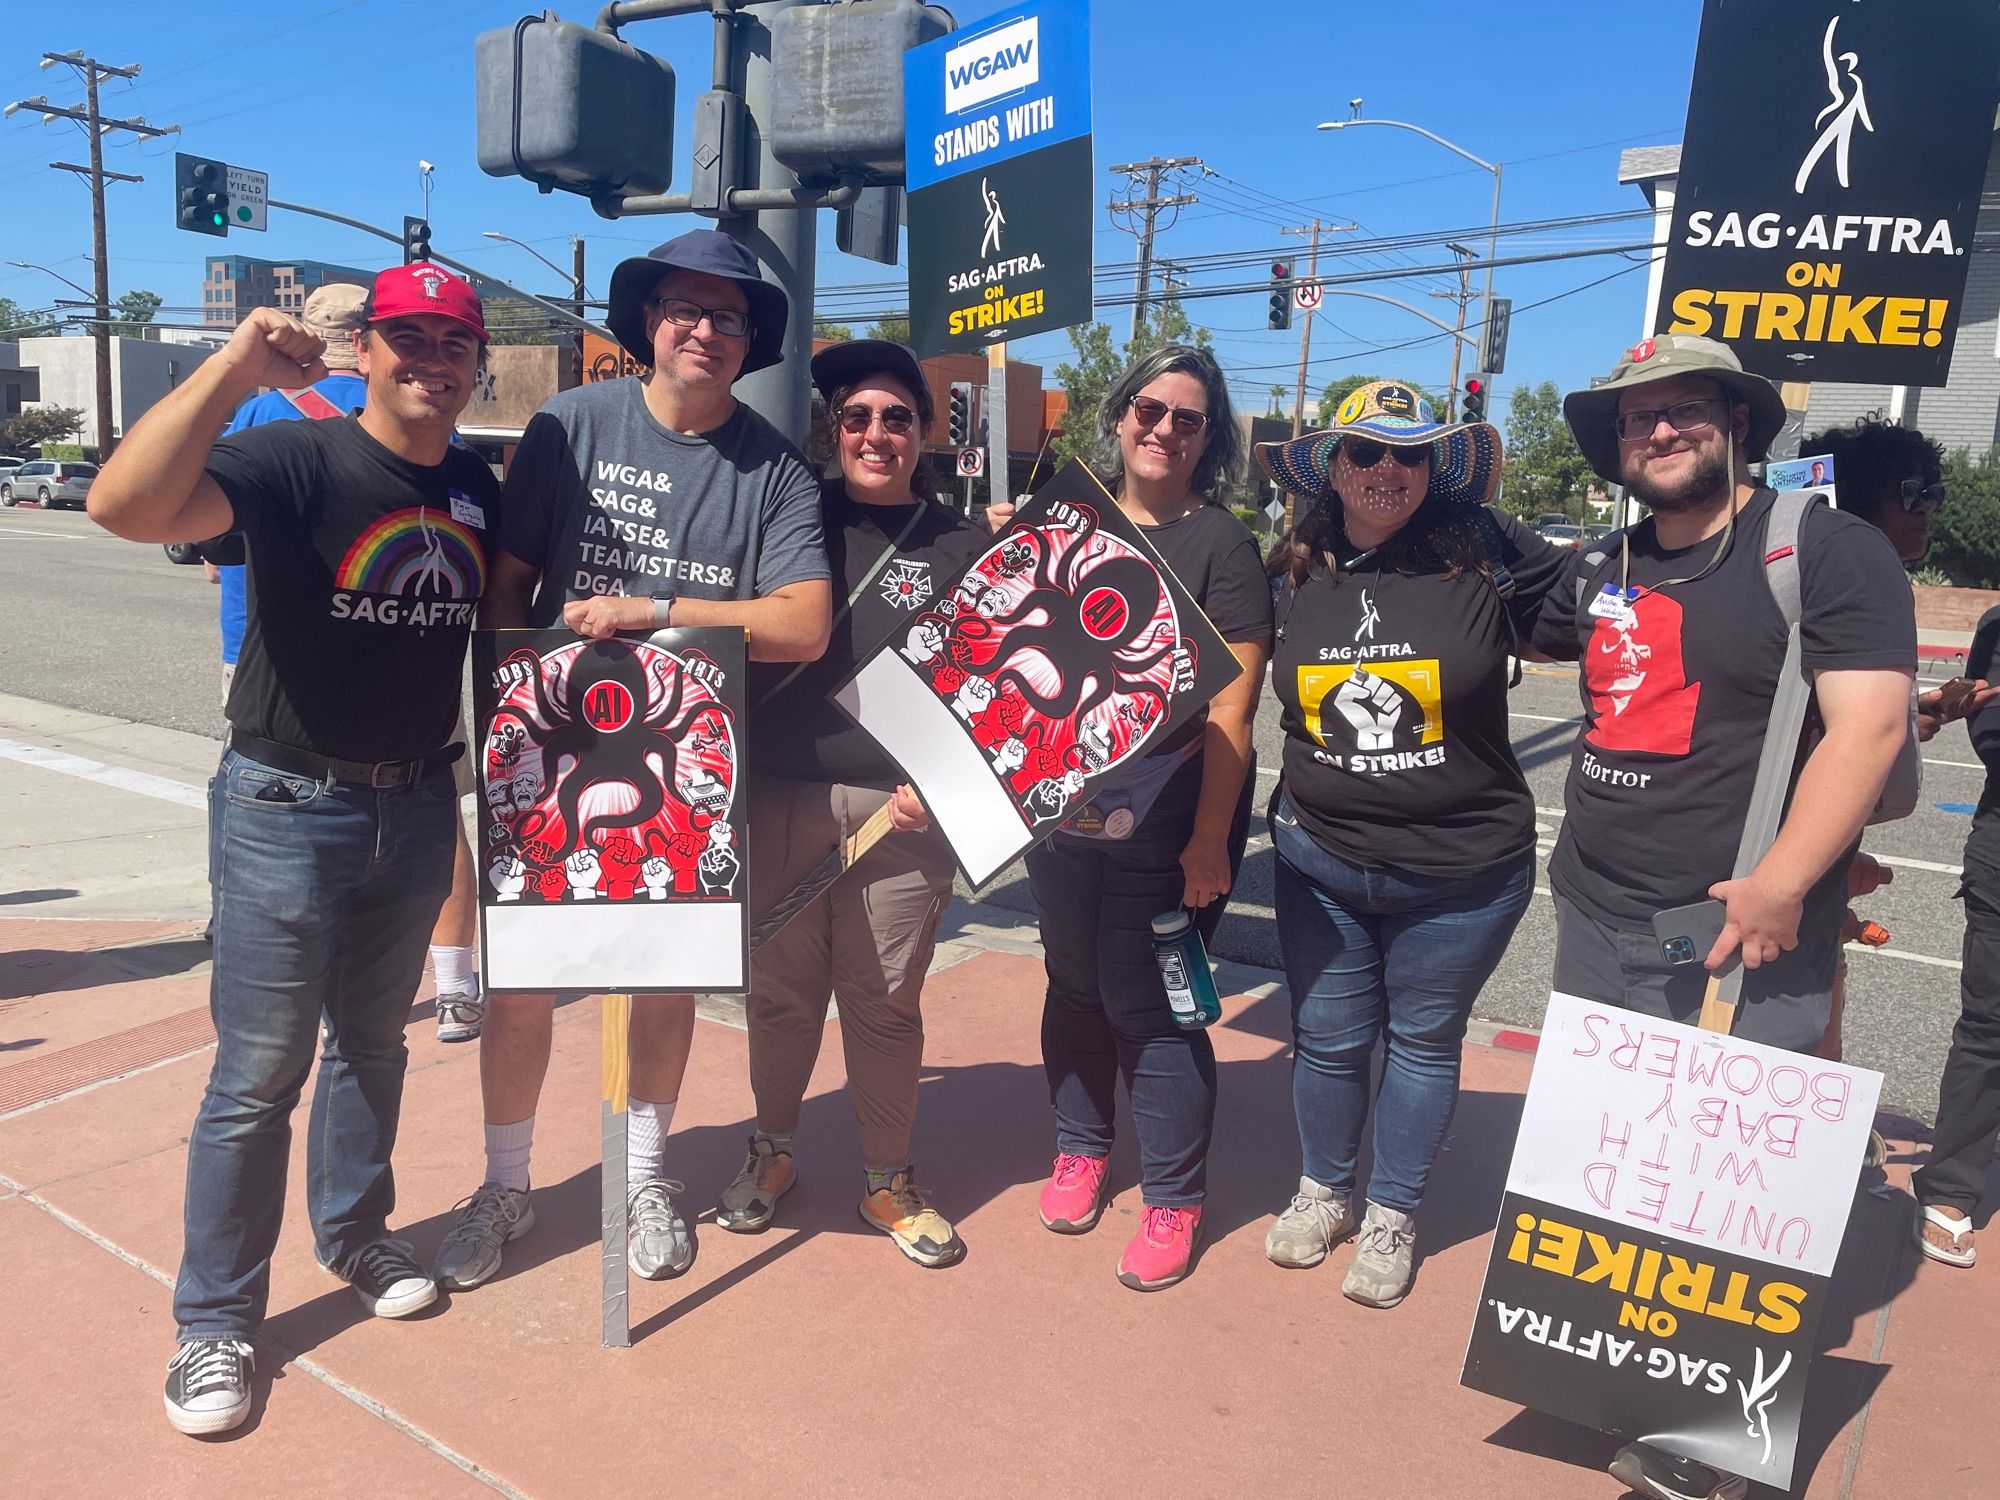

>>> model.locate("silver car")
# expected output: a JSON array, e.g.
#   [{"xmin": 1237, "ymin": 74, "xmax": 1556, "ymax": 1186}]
[{"xmin": 0, "ymin": 459, "xmax": 98, "ymax": 509}]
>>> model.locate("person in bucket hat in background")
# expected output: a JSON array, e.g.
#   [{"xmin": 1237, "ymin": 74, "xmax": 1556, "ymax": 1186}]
[
  {"xmin": 438, "ymin": 228, "xmax": 830, "ymax": 1294},
  {"xmin": 1526, "ymin": 335, "xmax": 1915, "ymax": 1500},
  {"xmin": 1254, "ymin": 381, "xmax": 1569, "ymax": 1308},
  {"xmin": 88, "ymin": 263, "xmax": 499, "ymax": 1435}
]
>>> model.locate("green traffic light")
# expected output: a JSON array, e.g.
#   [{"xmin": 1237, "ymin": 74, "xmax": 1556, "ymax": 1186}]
[{"xmin": 211, "ymin": 212, "xmax": 224, "ymax": 227}]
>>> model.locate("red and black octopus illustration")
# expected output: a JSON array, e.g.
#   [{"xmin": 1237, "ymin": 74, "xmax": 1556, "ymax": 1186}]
[
  {"xmin": 898, "ymin": 504, "xmax": 1195, "ymax": 827},
  {"xmin": 481, "ymin": 638, "xmax": 739, "ymax": 904}
]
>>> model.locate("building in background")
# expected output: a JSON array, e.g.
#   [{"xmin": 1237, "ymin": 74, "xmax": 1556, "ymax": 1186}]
[
  {"xmin": 203, "ymin": 255, "xmax": 373, "ymax": 331},
  {"xmin": 0, "ymin": 343, "xmax": 41, "ymax": 428},
  {"xmin": 1620, "ymin": 131, "xmax": 2000, "ymax": 453},
  {"xmin": 6, "ymin": 336, "xmax": 216, "ymax": 449}
]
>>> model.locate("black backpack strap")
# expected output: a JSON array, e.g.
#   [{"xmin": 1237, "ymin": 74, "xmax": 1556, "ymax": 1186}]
[{"xmin": 1464, "ymin": 506, "xmax": 1523, "ymax": 686}]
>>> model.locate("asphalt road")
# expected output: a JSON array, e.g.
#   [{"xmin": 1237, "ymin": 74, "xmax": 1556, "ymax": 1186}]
[{"xmin": 0, "ymin": 501, "xmax": 1984, "ymax": 1119}]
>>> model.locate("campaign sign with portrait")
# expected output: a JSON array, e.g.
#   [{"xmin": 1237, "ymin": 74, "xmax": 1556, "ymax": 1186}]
[
  {"xmin": 1653, "ymin": 0, "xmax": 2000, "ymax": 385},
  {"xmin": 833, "ymin": 461, "xmax": 1241, "ymax": 887},
  {"xmin": 1461, "ymin": 994, "xmax": 1883, "ymax": 1490},
  {"xmin": 472, "ymin": 627, "xmax": 748, "ymax": 994}
]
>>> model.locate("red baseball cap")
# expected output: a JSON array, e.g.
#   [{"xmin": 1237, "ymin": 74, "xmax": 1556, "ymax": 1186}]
[{"xmin": 366, "ymin": 262, "xmax": 489, "ymax": 343}]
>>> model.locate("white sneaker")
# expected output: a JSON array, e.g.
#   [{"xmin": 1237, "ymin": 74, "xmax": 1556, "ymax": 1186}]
[
  {"xmin": 435, "ymin": 987, "xmax": 485, "ymax": 1044},
  {"xmin": 628, "ymin": 1178, "xmax": 694, "ymax": 1280},
  {"xmin": 1608, "ymin": 1442, "xmax": 1750, "ymax": 1500},
  {"xmin": 435, "ymin": 1182, "xmax": 535, "ymax": 1290},
  {"xmin": 1264, "ymin": 1175, "xmax": 1356, "ymax": 1268}
]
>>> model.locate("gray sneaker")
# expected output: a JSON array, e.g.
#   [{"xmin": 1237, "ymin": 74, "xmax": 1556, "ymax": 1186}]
[
  {"xmin": 715, "ymin": 1136, "xmax": 797, "ymax": 1233},
  {"xmin": 1341, "ymin": 1202, "xmax": 1417, "ymax": 1308},
  {"xmin": 1264, "ymin": 1176, "xmax": 1356, "ymax": 1268},
  {"xmin": 628, "ymin": 1177, "xmax": 695, "ymax": 1280},
  {"xmin": 435, "ymin": 1182, "xmax": 535, "ymax": 1290},
  {"xmin": 435, "ymin": 987, "xmax": 485, "ymax": 1044}
]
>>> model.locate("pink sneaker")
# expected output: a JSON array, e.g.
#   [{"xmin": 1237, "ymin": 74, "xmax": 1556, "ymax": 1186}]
[
  {"xmin": 1116, "ymin": 1204, "xmax": 1203, "ymax": 1291},
  {"xmin": 1038, "ymin": 1152, "xmax": 1110, "ymax": 1233}
]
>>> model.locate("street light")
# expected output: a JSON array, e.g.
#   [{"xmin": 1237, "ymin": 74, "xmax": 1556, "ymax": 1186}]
[
  {"xmin": 8, "ymin": 259, "xmax": 93, "ymax": 299},
  {"xmin": 482, "ymin": 230, "xmax": 590, "ymax": 382},
  {"xmin": 1316, "ymin": 117, "xmax": 1504, "ymax": 375}
]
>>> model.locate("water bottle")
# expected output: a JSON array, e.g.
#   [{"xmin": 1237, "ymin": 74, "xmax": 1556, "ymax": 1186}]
[{"xmin": 1151, "ymin": 908, "xmax": 1222, "ymax": 1031}]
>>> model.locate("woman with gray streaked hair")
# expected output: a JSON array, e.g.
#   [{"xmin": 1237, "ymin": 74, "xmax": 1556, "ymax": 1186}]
[{"xmin": 1023, "ymin": 342, "xmax": 1273, "ymax": 1292}]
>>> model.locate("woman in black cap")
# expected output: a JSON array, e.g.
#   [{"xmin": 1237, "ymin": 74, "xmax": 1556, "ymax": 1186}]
[{"xmin": 714, "ymin": 339, "xmax": 989, "ymax": 1267}]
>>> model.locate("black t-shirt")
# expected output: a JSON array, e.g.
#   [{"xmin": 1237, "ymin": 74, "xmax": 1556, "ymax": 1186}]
[
  {"xmin": 750, "ymin": 482, "xmax": 990, "ymax": 789},
  {"xmin": 1530, "ymin": 487, "xmax": 1916, "ymax": 930},
  {"xmin": 1136, "ymin": 501, "xmax": 1274, "ymax": 756},
  {"xmin": 1272, "ymin": 508, "xmax": 1569, "ymax": 874},
  {"xmin": 205, "ymin": 417, "xmax": 499, "ymax": 762},
  {"xmin": 1965, "ymin": 607, "xmax": 2000, "ymax": 868}
]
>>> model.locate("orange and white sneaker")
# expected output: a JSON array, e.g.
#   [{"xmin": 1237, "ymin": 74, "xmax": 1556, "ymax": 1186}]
[
  {"xmin": 1116, "ymin": 1204, "xmax": 1202, "ymax": 1291},
  {"xmin": 715, "ymin": 1136, "xmax": 796, "ymax": 1233},
  {"xmin": 859, "ymin": 1169, "xmax": 964, "ymax": 1268}
]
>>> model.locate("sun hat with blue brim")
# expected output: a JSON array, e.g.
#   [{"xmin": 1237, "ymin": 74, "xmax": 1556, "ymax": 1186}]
[{"xmin": 1255, "ymin": 379, "xmax": 1503, "ymax": 508}]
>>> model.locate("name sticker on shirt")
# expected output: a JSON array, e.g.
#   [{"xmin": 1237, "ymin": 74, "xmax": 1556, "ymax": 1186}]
[
  {"xmin": 448, "ymin": 490, "xmax": 486, "ymax": 530},
  {"xmin": 1587, "ymin": 583, "xmax": 1637, "ymax": 628}
]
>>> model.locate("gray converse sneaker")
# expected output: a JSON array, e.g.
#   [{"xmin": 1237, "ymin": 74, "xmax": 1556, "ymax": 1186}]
[
  {"xmin": 1341, "ymin": 1202, "xmax": 1417, "ymax": 1308},
  {"xmin": 1264, "ymin": 1176, "xmax": 1356, "ymax": 1268},
  {"xmin": 628, "ymin": 1177, "xmax": 695, "ymax": 1280},
  {"xmin": 435, "ymin": 986, "xmax": 485, "ymax": 1044},
  {"xmin": 435, "ymin": 1182, "xmax": 535, "ymax": 1290}
]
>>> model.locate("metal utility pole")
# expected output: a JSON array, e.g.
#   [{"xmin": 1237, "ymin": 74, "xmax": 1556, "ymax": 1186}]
[
  {"xmin": 1107, "ymin": 156, "xmax": 1200, "ymax": 343},
  {"xmin": 1434, "ymin": 242, "xmax": 1475, "ymax": 400},
  {"xmin": 1281, "ymin": 219, "xmax": 1323, "ymax": 439},
  {"xmin": 6, "ymin": 53, "xmax": 176, "ymax": 458}
]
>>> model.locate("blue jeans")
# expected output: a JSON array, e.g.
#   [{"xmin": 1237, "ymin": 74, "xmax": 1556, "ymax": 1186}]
[
  {"xmin": 1271, "ymin": 792, "xmax": 1532, "ymax": 1214},
  {"xmin": 173, "ymin": 748, "xmax": 456, "ymax": 1339}
]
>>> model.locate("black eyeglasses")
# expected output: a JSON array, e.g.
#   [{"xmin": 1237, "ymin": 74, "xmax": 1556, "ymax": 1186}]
[
  {"xmin": 645, "ymin": 296, "xmax": 751, "ymax": 338},
  {"xmin": 1342, "ymin": 438, "xmax": 1431, "ymax": 471},
  {"xmin": 1613, "ymin": 398, "xmax": 1727, "ymax": 442},
  {"xmin": 836, "ymin": 402, "xmax": 917, "ymax": 436},
  {"xmin": 1898, "ymin": 478, "xmax": 1946, "ymax": 512},
  {"xmin": 1128, "ymin": 395, "xmax": 1209, "ymax": 435}
]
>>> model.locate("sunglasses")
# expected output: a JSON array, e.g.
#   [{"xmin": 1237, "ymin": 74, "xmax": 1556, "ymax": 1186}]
[
  {"xmin": 1613, "ymin": 398, "xmax": 1727, "ymax": 442},
  {"xmin": 1342, "ymin": 438, "xmax": 1432, "ymax": 471},
  {"xmin": 646, "ymin": 296, "xmax": 751, "ymax": 338},
  {"xmin": 1128, "ymin": 395, "xmax": 1209, "ymax": 435},
  {"xmin": 1897, "ymin": 478, "xmax": 1946, "ymax": 513},
  {"xmin": 836, "ymin": 402, "xmax": 917, "ymax": 436}
]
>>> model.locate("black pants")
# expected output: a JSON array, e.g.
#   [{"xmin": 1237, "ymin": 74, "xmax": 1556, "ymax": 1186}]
[
  {"xmin": 1028, "ymin": 755, "xmax": 1253, "ymax": 1207},
  {"xmin": 1914, "ymin": 837, "xmax": 2000, "ymax": 1214}
]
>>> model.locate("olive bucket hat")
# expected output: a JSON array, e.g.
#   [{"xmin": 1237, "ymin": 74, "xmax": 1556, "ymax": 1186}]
[
  {"xmin": 1562, "ymin": 334, "xmax": 1787, "ymax": 482},
  {"xmin": 1254, "ymin": 379, "xmax": 1502, "ymax": 508}
]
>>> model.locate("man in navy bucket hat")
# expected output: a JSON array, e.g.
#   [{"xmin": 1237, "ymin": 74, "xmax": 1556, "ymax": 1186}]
[{"xmin": 441, "ymin": 228, "xmax": 831, "ymax": 1294}]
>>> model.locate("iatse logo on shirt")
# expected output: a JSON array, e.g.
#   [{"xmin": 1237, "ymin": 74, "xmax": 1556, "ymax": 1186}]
[
  {"xmin": 329, "ymin": 506, "xmax": 485, "ymax": 632},
  {"xmin": 1296, "ymin": 660, "xmax": 1446, "ymax": 775}
]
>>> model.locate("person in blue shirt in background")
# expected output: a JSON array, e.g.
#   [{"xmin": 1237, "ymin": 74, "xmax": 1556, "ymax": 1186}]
[{"xmin": 211, "ymin": 281, "xmax": 484, "ymax": 1045}]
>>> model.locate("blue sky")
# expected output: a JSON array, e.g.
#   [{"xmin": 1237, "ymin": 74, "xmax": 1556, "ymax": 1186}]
[{"xmin": 0, "ymin": 0, "xmax": 1703, "ymax": 422}]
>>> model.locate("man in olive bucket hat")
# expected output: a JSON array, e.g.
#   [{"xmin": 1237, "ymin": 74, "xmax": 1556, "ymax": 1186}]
[
  {"xmin": 1526, "ymin": 334, "xmax": 1915, "ymax": 1500},
  {"xmin": 438, "ymin": 228, "xmax": 831, "ymax": 1294}
]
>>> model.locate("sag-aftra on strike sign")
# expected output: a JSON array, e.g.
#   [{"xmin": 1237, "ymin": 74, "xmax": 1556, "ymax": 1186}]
[{"xmin": 1654, "ymin": 0, "xmax": 2000, "ymax": 386}]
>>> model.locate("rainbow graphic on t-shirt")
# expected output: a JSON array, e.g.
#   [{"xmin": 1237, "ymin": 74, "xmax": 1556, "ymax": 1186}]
[{"xmin": 335, "ymin": 508, "xmax": 485, "ymax": 599}]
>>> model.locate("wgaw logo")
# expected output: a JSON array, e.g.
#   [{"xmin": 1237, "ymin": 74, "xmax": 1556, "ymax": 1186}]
[{"xmin": 944, "ymin": 16, "xmax": 1038, "ymax": 116}]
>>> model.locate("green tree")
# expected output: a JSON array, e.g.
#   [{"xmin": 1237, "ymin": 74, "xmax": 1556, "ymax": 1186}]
[
  {"xmin": 0, "ymin": 296, "xmax": 58, "ymax": 338},
  {"xmin": 1934, "ymin": 449, "xmax": 2000, "ymax": 589},
  {"xmin": 1315, "ymin": 372, "xmax": 1426, "ymax": 429},
  {"xmin": 1052, "ymin": 297, "xmax": 1213, "ymax": 473},
  {"xmin": 113, "ymin": 289, "xmax": 162, "ymax": 338},
  {"xmin": 1500, "ymin": 379, "xmax": 1594, "ymax": 521},
  {"xmin": 864, "ymin": 317, "xmax": 910, "ymax": 343},
  {"xmin": 1268, "ymin": 384, "xmax": 1286, "ymax": 417},
  {"xmin": 0, "ymin": 405, "xmax": 86, "ymax": 453},
  {"xmin": 813, "ymin": 320, "xmax": 854, "ymax": 343}
]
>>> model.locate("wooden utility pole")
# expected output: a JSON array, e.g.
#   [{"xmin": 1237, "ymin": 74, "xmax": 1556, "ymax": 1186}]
[
  {"xmin": 10, "ymin": 53, "xmax": 175, "ymax": 458},
  {"xmin": 1435, "ymin": 242, "xmax": 1475, "ymax": 401},
  {"xmin": 1108, "ymin": 156, "xmax": 1200, "ymax": 343},
  {"xmin": 1281, "ymin": 219, "xmax": 1324, "ymax": 438},
  {"xmin": 571, "ymin": 236, "xmax": 588, "ymax": 387}
]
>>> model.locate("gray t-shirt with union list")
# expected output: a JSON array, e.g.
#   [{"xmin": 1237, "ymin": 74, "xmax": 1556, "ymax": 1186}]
[{"xmin": 499, "ymin": 377, "xmax": 828, "ymax": 627}]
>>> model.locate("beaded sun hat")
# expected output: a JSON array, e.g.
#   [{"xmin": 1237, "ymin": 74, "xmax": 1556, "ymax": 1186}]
[{"xmin": 1255, "ymin": 379, "xmax": 1503, "ymax": 508}]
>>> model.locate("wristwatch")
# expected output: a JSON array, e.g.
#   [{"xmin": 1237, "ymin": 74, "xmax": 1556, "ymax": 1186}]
[{"xmin": 651, "ymin": 592, "xmax": 676, "ymax": 628}]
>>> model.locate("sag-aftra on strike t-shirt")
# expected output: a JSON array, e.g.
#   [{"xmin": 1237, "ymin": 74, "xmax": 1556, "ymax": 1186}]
[
  {"xmin": 204, "ymin": 415, "xmax": 499, "ymax": 762},
  {"xmin": 499, "ymin": 379, "xmax": 827, "ymax": 624},
  {"xmin": 1530, "ymin": 487, "xmax": 1916, "ymax": 931},
  {"xmin": 1271, "ymin": 508, "xmax": 1568, "ymax": 874}
]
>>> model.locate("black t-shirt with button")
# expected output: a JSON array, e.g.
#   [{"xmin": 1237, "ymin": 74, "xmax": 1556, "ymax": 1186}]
[
  {"xmin": 204, "ymin": 416, "xmax": 499, "ymax": 763},
  {"xmin": 1271, "ymin": 507, "xmax": 1569, "ymax": 875}
]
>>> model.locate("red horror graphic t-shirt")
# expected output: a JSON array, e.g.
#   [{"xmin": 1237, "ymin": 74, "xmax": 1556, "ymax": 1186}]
[{"xmin": 1530, "ymin": 487, "xmax": 1916, "ymax": 931}]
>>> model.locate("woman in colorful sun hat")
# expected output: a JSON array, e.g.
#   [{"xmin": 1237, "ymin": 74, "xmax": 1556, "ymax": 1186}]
[{"xmin": 1255, "ymin": 379, "xmax": 1569, "ymax": 1307}]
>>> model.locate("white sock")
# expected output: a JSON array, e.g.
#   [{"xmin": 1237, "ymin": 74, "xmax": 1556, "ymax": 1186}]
[
  {"xmin": 627, "ymin": 1096, "xmax": 677, "ymax": 1187},
  {"xmin": 485, "ymin": 1115, "xmax": 534, "ymax": 1193},
  {"xmin": 432, "ymin": 944, "xmax": 477, "ymax": 996}
]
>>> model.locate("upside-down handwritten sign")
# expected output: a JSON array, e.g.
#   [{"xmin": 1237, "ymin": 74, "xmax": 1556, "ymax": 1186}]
[{"xmin": 1461, "ymin": 993, "xmax": 1882, "ymax": 1491}]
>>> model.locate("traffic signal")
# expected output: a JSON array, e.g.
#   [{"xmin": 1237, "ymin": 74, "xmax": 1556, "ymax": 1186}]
[
  {"xmin": 403, "ymin": 216, "xmax": 433, "ymax": 264},
  {"xmin": 1481, "ymin": 297, "xmax": 1513, "ymax": 375},
  {"xmin": 948, "ymin": 382, "xmax": 972, "ymax": 445},
  {"xmin": 175, "ymin": 153, "xmax": 230, "ymax": 237},
  {"xmin": 1461, "ymin": 375, "xmax": 1489, "ymax": 424},
  {"xmin": 1268, "ymin": 260, "xmax": 1292, "ymax": 331}
]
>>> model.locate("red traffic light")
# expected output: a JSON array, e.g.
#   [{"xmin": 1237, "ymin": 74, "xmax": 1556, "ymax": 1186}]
[
  {"xmin": 1271, "ymin": 260, "xmax": 1291, "ymax": 280},
  {"xmin": 1464, "ymin": 378, "xmax": 1484, "ymax": 395}
]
